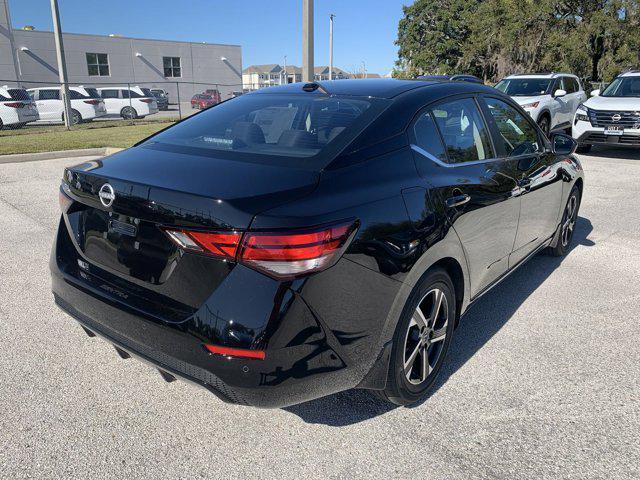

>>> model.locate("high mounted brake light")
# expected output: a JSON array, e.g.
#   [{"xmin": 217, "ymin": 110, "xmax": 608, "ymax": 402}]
[{"xmin": 163, "ymin": 221, "xmax": 358, "ymax": 278}]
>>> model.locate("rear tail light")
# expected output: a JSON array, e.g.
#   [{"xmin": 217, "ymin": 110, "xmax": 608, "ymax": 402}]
[
  {"xmin": 83, "ymin": 99, "xmax": 100, "ymax": 105},
  {"xmin": 239, "ymin": 222, "xmax": 356, "ymax": 278},
  {"xmin": 5, "ymin": 102, "xmax": 24, "ymax": 108},
  {"xmin": 164, "ymin": 229, "xmax": 242, "ymax": 260},
  {"xmin": 140, "ymin": 98, "xmax": 154, "ymax": 103},
  {"xmin": 163, "ymin": 220, "xmax": 357, "ymax": 278}
]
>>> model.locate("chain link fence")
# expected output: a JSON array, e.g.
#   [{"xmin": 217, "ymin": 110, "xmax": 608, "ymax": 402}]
[{"xmin": 0, "ymin": 79, "xmax": 245, "ymax": 155}]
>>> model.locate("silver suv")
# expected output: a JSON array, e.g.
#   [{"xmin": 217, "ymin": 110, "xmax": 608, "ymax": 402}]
[{"xmin": 495, "ymin": 73, "xmax": 587, "ymax": 135}]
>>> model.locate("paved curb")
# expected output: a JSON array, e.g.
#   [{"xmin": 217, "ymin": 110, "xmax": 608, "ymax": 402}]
[{"xmin": 0, "ymin": 147, "xmax": 123, "ymax": 164}]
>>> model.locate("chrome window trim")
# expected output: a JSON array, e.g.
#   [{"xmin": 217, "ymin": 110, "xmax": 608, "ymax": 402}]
[{"xmin": 411, "ymin": 144, "xmax": 542, "ymax": 168}]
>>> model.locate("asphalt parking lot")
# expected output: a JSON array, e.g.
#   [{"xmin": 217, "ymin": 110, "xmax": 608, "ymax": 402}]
[{"xmin": 0, "ymin": 148, "xmax": 638, "ymax": 479}]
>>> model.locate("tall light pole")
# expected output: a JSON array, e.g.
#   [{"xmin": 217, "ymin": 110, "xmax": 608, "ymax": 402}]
[
  {"xmin": 329, "ymin": 14, "xmax": 335, "ymax": 81},
  {"xmin": 302, "ymin": 0, "xmax": 314, "ymax": 82},
  {"xmin": 50, "ymin": 0, "xmax": 72, "ymax": 129},
  {"xmin": 283, "ymin": 55, "xmax": 287, "ymax": 85}
]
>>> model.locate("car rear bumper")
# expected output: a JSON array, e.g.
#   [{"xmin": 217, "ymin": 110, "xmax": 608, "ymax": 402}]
[{"xmin": 50, "ymin": 218, "xmax": 379, "ymax": 408}]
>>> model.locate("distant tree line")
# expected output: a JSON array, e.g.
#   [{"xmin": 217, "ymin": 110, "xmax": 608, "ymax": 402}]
[{"xmin": 394, "ymin": 0, "xmax": 640, "ymax": 83}]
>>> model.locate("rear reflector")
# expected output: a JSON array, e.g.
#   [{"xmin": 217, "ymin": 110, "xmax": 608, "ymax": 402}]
[
  {"xmin": 163, "ymin": 220, "xmax": 357, "ymax": 278},
  {"xmin": 204, "ymin": 344, "xmax": 266, "ymax": 360}
]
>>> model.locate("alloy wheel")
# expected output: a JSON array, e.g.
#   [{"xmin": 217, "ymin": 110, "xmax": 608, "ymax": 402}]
[
  {"xmin": 561, "ymin": 194, "xmax": 578, "ymax": 247},
  {"xmin": 403, "ymin": 288, "xmax": 449, "ymax": 385}
]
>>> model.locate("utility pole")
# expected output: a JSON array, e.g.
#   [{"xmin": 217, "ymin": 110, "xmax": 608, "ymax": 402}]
[
  {"xmin": 302, "ymin": 0, "xmax": 314, "ymax": 82},
  {"xmin": 329, "ymin": 14, "xmax": 335, "ymax": 81},
  {"xmin": 50, "ymin": 0, "xmax": 72, "ymax": 129},
  {"xmin": 283, "ymin": 55, "xmax": 287, "ymax": 85}
]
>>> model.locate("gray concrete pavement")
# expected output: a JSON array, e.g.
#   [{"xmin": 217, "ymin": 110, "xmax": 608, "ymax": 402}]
[{"xmin": 0, "ymin": 148, "xmax": 638, "ymax": 479}]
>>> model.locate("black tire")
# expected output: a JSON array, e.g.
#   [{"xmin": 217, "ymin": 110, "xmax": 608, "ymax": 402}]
[
  {"xmin": 121, "ymin": 106, "xmax": 137, "ymax": 120},
  {"xmin": 576, "ymin": 144, "xmax": 592, "ymax": 154},
  {"xmin": 547, "ymin": 185, "xmax": 581, "ymax": 257},
  {"xmin": 377, "ymin": 267, "xmax": 456, "ymax": 406},
  {"xmin": 62, "ymin": 109, "xmax": 82, "ymax": 125},
  {"xmin": 537, "ymin": 115, "xmax": 551, "ymax": 137}
]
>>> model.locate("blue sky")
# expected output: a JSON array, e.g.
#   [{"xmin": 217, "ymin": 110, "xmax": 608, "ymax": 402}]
[{"xmin": 8, "ymin": 0, "xmax": 409, "ymax": 75}]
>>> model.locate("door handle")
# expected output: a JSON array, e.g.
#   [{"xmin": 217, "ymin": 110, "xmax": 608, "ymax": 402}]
[
  {"xmin": 445, "ymin": 194, "xmax": 470, "ymax": 208},
  {"xmin": 518, "ymin": 178, "xmax": 532, "ymax": 188}
]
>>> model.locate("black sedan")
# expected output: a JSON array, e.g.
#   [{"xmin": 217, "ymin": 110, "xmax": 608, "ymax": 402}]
[{"xmin": 51, "ymin": 79, "xmax": 584, "ymax": 408}]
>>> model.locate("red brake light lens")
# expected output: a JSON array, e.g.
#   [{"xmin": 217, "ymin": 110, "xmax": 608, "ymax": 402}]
[
  {"xmin": 164, "ymin": 229, "xmax": 242, "ymax": 259},
  {"xmin": 238, "ymin": 221, "xmax": 357, "ymax": 278},
  {"xmin": 83, "ymin": 99, "xmax": 100, "ymax": 105},
  {"xmin": 5, "ymin": 102, "xmax": 24, "ymax": 108},
  {"xmin": 163, "ymin": 221, "xmax": 357, "ymax": 278},
  {"xmin": 140, "ymin": 98, "xmax": 154, "ymax": 103}
]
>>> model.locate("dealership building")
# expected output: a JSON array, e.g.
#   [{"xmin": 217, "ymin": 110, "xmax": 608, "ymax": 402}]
[{"xmin": 0, "ymin": 0, "xmax": 242, "ymax": 101}]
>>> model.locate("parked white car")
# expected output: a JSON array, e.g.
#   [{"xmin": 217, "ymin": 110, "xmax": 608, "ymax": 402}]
[
  {"xmin": 572, "ymin": 71, "xmax": 640, "ymax": 153},
  {"xmin": 96, "ymin": 86, "xmax": 158, "ymax": 119},
  {"xmin": 0, "ymin": 85, "xmax": 39, "ymax": 129},
  {"xmin": 27, "ymin": 86, "xmax": 106, "ymax": 124},
  {"xmin": 495, "ymin": 73, "xmax": 587, "ymax": 135}
]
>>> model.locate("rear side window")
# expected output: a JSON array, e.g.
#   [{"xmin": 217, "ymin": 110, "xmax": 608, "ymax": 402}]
[
  {"xmin": 39, "ymin": 89, "xmax": 60, "ymax": 100},
  {"xmin": 148, "ymin": 94, "xmax": 381, "ymax": 161},
  {"xmin": 413, "ymin": 111, "xmax": 447, "ymax": 162},
  {"xmin": 430, "ymin": 98, "xmax": 494, "ymax": 163},
  {"xmin": 484, "ymin": 97, "xmax": 540, "ymax": 156},
  {"xmin": 69, "ymin": 90, "xmax": 85, "ymax": 100},
  {"xmin": 122, "ymin": 89, "xmax": 143, "ymax": 99},
  {"xmin": 100, "ymin": 89, "xmax": 119, "ymax": 99},
  {"xmin": 563, "ymin": 77, "xmax": 577, "ymax": 94}
]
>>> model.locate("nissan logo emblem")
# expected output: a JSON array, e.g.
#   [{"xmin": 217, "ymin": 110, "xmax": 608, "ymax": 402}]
[
  {"xmin": 611, "ymin": 113, "xmax": 622, "ymax": 122},
  {"xmin": 98, "ymin": 183, "xmax": 115, "ymax": 208}
]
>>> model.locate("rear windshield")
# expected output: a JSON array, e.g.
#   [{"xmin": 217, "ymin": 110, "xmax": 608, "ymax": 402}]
[
  {"xmin": 84, "ymin": 88, "xmax": 101, "ymax": 99},
  {"xmin": 145, "ymin": 93, "xmax": 386, "ymax": 162},
  {"xmin": 7, "ymin": 89, "xmax": 31, "ymax": 101},
  {"xmin": 141, "ymin": 88, "xmax": 154, "ymax": 97},
  {"xmin": 495, "ymin": 78, "xmax": 553, "ymax": 96}
]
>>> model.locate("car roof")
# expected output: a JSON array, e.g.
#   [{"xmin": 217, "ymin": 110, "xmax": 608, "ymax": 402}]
[
  {"xmin": 618, "ymin": 71, "xmax": 640, "ymax": 77},
  {"xmin": 504, "ymin": 73, "xmax": 577, "ymax": 79},
  {"xmin": 251, "ymin": 78, "xmax": 444, "ymax": 99}
]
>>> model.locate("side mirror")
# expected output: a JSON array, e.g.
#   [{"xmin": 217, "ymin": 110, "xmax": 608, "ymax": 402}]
[
  {"xmin": 551, "ymin": 133, "xmax": 577, "ymax": 155},
  {"xmin": 590, "ymin": 89, "xmax": 600, "ymax": 97},
  {"xmin": 553, "ymin": 89, "xmax": 567, "ymax": 98}
]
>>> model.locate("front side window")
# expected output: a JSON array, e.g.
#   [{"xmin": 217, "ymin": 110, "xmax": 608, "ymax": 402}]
[
  {"xmin": 484, "ymin": 97, "xmax": 540, "ymax": 156},
  {"xmin": 163, "ymin": 57, "xmax": 181, "ymax": 78},
  {"xmin": 146, "ymin": 94, "xmax": 385, "ymax": 163},
  {"xmin": 86, "ymin": 53, "xmax": 110, "ymax": 76},
  {"xmin": 430, "ymin": 98, "xmax": 494, "ymax": 163},
  {"xmin": 601, "ymin": 77, "xmax": 640, "ymax": 97}
]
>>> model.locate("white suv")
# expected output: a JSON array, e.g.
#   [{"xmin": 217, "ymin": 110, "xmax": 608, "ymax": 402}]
[
  {"xmin": 96, "ymin": 86, "xmax": 158, "ymax": 119},
  {"xmin": 495, "ymin": 73, "xmax": 587, "ymax": 135},
  {"xmin": 0, "ymin": 85, "xmax": 39, "ymax": 129},
  {"xmin": 28, "ymin": 86, "xmax": 106, "ymax": 124},
  {"xmin": 572, "ymin": 71, "xmax": 640, "ymax": 153}
]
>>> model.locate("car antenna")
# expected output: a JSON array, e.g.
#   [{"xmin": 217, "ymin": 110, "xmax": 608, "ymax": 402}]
[{"xmin": 302, "ymin": 82, "xmax": 330, "ymax": 95}]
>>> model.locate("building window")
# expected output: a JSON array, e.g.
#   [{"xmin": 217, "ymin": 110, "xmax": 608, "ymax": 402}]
[
  {"xmin": 86, "ymin": 53, "xmax": 109, "ymax": 76},
  {"xmin": 163, "ymin": 57, "xmax": 181, "ymax": 77}
]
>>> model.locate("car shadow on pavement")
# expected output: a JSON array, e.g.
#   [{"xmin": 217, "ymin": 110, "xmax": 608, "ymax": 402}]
[
  {"xmin": 284, "ymin": 216, "xmax": 594, "ymax": 426},
  {"xmin": 583, "ymin": 147, "xmax": 640, "ymax": 160}
]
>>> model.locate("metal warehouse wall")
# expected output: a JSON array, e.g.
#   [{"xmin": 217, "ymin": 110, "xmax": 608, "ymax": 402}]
[{"xmin": 1, "ymin": 2, "xmax": 242, "ymax": 100}]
